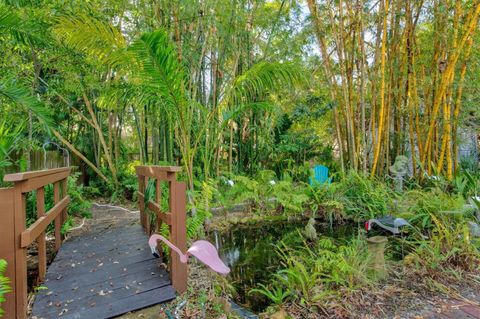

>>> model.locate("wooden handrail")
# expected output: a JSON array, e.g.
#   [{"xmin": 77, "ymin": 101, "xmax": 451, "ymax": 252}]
[
  {"xmin": 138, "ymin": 191, "xmax": 172, "ymax": 224},
  {"xmin": 4, "ymin": 167, "xmax": 70, "ymax": 182},
  {"xmin": 135, "ymin": 166, "xmax": 181, "ymax": 180},
  {"xmin": 136, "ymin": 165, "xmax": 187, "ymax": 294},
  {"xmin": 0, "ymin": 167, "xmax": 71, "ymax": 319},
  {"xmin": 20, "ymin": 196, "xmax": 70, "ymax": 248}
]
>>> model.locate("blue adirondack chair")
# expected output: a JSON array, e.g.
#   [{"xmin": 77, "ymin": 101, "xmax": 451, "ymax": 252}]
[{"xmin": 309, "ymin": 165, "xmax": 330, "ymax": 185}]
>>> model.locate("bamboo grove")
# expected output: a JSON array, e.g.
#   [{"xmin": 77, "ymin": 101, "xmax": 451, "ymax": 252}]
[
  {"xmin": 308, "ymin": 0, "xmax": 480, "ymax": 179},
  {"xmin": 1, "ymin": 0, "xmax": 480, "ymax": 194}
]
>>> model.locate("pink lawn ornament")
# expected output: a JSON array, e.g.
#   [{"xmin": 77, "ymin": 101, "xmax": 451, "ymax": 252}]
[{"xmin": 148, "ymin": 234, "xmax": 230, "ymax": 275}]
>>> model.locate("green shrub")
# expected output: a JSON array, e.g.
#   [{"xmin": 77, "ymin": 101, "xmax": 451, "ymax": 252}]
[
  {"xmin": 0, "ymin": 259, "xmax": 11, "ymax": 318},
  {"xmin": 399, "ymin": 189, "xmax": 465, "ymax": 229},
  {"xmin": 406, "ymin": 214, "xmax": 480, "ymax": 274},
  {"xmin": 332, "ymin": 171, "xmax": 392, "ymax": 221}
]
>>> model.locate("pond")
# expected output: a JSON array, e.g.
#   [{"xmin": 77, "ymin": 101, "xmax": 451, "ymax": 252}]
[{"xmin": 209, "ymin": 219, "xmax": 357, "ymax": 312}]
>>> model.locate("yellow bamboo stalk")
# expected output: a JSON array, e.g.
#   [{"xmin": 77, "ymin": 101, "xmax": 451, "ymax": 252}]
[
  {"xmin": 371, "ymin": 0, "xmax": 389, "ymax": 177},
  {"xmin": 421, "ymin": 3, "xmax": 480, "ymax": 169},
  {"xmin": 452, "ymin": 37, "xmax": 473, "ymax": 172}
]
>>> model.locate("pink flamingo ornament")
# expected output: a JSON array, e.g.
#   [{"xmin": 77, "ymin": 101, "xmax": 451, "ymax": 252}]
[{"xmin": 148, "ymin": 234, "xmax": 230, "ymax": 275}]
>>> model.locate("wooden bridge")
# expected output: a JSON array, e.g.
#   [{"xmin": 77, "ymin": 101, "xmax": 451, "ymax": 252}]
[{"xmin": 0, "ymin": 166, "xmax": 187, "ymax": 319}]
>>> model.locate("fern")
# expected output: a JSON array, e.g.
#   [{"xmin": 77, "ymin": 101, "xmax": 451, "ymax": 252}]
[
  {"xmin": 0, "ymin": 259, "xmax": 11, "ymax": 317},
  {"xmin": 249, "ymin": 283, "xmax": 290, "ymax": 305},
  {"xmin": 265, "ymin": 235, "xmax": 374, "ymax": 305}
]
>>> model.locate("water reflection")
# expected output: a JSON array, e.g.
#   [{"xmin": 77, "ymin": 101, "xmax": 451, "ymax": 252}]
[{"xmin": 209, "ymin": 220, "xmax": 356, "ymax": 311}]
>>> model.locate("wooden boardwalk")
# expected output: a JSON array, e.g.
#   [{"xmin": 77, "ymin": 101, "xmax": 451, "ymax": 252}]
[
  {"xmin": 424, "ymin": 301, "xmax": 480, "ymax": 319},
  {"xmin": 31, "ymin": 222, "xmax": 176, "ymax": 319}
]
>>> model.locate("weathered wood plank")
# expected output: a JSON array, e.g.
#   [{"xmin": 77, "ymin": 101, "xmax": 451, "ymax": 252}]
[
  {"xmin": 59, "ymin": 286, "xmax": 175, "ymax": 319},
  {"xmin": 34, "ymin": 262, "xmax": 167, "ymax": 304},
  {"xmin": 31, "ymin": 221, "xmax": 175, "ymax": 319},
  {"xmin": 34, "ymin": 274, "xmax": 171, "ymax": 317},
  {"xmin": 43, "ymin": 252, "xmax": 158, "ymax": 288}
]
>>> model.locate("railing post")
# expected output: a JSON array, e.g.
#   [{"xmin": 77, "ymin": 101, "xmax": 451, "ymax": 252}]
[
  {"xmin": 53, "ymin": 182, "xmax": 62, "ymax": 251},
  {"xmin": 135, "ymin": 166, "xmax": 187, "ymax": 293},
  {"xmin": 13, "ymin": 184, "xmax": 28, "ymax": 319},
  {"xmin": 61, "ymin": 178, "xmax": 68, "ymax": 240},
  {"xmin": 170, "ymin": 181, "xmax": 187, "ymax": 293},
  {"xmin": 1, "ymin": 168, "xmax": 70, "ymax": 319},
  {"xmin": 138, "ymin": 174, "xmax": 146, "ymax": 230},
  {"xmin": 0, "ymin": 187, "xmax": 16, "ymax": 318},
  {"xmin": 36, "ymin": 187, "xmax": 47, "ymax": 283}
]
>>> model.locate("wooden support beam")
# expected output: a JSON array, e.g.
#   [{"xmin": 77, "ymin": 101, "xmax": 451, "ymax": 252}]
[
  {"xmin": 0, "ymin": 188, "xmax": 16, "ymax": 318},
  {"xmin": 53, "ymin": 182, "xmax": 62, "ymax": 251},
  {"xmin": 170, "ymin": 181, "xmax": 187, "ymax": 294},
  {"xmin": 13, "ymin": 186, "xmax": 27, "ymax": 319},
  {"xmin": 36, "ymin": 187, "xmax": 47, "ymax": 283},
  {"xmin": 146, "ymin": 201, "xmax": 172, "ymax": 224},
  {"xmin": 20, "ymin": 196, "xmax": 70, "ymax": 248}
]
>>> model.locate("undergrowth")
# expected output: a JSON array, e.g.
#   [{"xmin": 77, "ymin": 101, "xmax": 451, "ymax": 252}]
[
  {"xmin": 251, "ymin": 234, "xmax": 375, "ymax": 312},
  {"xmin": 0, "ymin": 259, "xmax": 11, "ymax": 318}
]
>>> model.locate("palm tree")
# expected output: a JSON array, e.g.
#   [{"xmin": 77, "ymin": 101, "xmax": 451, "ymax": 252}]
[{"xmin": 53, "ymin": 14, "xmax": 304, "ymax": 189}]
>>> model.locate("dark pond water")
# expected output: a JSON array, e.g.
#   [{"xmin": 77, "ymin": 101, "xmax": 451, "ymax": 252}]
[{"xmin": 209, "ymin": 220, "xmax": 357, "ymax": 312}]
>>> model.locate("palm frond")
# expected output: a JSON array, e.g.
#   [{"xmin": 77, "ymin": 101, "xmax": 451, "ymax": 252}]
[
  {"xmin": 228, "ymin": 62, "xmax": 305, "ymax": 106},
  {"xmin": 0, "ymin": 120, "xmax": 23, "ymax": 161},
  {"xmin": 0, "ymin": 4, "xmax": 43, "ymax": 45},
  {"xmin": 128, "ymin": 30, "xmax": 188, "ymax": 113},
  {"xmin": 223, "ymin": 101, "xmax": 275, "ymax": 123},
  {"xmin": 53, "ymin": 14, "xmax": 127, "ymax": 66},
  {"xmin": 0, "ymin": 77, "xmax": 53, "ymax": 126}
]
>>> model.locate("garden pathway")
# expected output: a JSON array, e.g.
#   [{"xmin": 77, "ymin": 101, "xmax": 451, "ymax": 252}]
[{"xmin": 30, "ymin": 204, "xmax": 176, "ymax": 319}]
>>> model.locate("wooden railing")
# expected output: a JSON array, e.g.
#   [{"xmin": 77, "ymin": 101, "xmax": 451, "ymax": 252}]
[
  {"xmin": 0, "ymin": 167, "xmax": 70, "ymax": 319},
  {"xmin": 135, "ymin": 165, "xmax": 187, "ymax": 294}
]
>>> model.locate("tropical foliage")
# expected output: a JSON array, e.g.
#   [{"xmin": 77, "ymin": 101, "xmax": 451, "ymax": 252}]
[
  {"xmin": 1, "ymin": 0, "xmax": 480, "ymax": 317},
  {"xmin": 0, "ymin": 259, "xmax": 11, "ymax": 318}
]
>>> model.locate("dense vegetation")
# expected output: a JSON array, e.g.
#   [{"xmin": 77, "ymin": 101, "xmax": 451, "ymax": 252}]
[{"xmin": 1, "ymin": 0, "xmax": 480, "ymax": 318}]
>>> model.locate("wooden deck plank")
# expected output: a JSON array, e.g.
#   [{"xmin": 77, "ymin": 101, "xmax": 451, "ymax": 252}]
[
  {"xmin": 45, "ymin": 248, "xmax": 156, "ymax": 279},
  {"xmin": 60, "ymin": 286, "xmax": 176, "ymax": 319},
  {"xmin": 45, "ymin": 241, "xmax": 154, "ymax": 277},
  {"xmin": 31, "ymin": 223, "xmax": 176, "ymax": 319},
  {"xmin": 33, "ymin": 274, "xmax": 171, "ymax": 317},
  {"xmin": 34, "ymin": 262, "xmax": 165, "ymax": 303}
]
